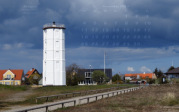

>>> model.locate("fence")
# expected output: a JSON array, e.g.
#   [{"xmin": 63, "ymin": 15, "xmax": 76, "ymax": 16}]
[
  {"xmin": 16, "ymin": 100, "xmax": 76, "ymax": 112},
  {"xmin": 35, "ymin": 86, "xmax": 130, "ymax": 103},
  {"xmin": 79, "ymin": 87, "xmax": 142, "ymax": 105},
  {"xmin": 16, "ymin": 86, "xmax": 144, "ymax": 112}
]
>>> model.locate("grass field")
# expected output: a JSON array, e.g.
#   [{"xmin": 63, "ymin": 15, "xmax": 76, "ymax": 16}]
[
  {"xmin": 53, "ymin": 84, "xmax": 179, "ymax": 112},
  {"xmin": 0, "ymin": 85, "xmax": 29, "ymax": 100},
  {"xmin": 0, "ymin": 84, "xmax": 136, "ymax": 110}
]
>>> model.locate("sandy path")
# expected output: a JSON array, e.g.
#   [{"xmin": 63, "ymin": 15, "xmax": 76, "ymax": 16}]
[
  {"xmin": 3, "ymin": 87, "xmax": 142, "ymax": 112},
  {"xmin": 4, "ymin": 88, "xmax": 35, "ymax": 102}
]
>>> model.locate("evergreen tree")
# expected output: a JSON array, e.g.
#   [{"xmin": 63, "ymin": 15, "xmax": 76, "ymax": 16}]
[
  {"xmin": 153, "ymin": 68, "xmax": 165, "ymax": 84},
  {"xmin": 167, "ymin": 66, "xmax": 175, "ymax": 72},
  {"xmin": 153, "ymin": 68, "xmax": 163, "ymax": 78}
]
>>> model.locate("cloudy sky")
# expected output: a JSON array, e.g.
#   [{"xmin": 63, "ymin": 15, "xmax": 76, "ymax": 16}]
[{"xmin": 0, "ymin": 0, "xmax": 179, "ymax": 75}]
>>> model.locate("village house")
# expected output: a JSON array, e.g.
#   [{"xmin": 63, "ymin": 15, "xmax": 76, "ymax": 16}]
[
  {"xmin": 24, "ymin": 68, "xmax": 41, "ymax": 85},
  {"xmin": 25, "ymin": 68, "xmax": 40, "ymax": 78},
  {"xmin": 165, "ymin": 67, "xmax": 179, "ymax": 80},
  {"xmin": 0, "ymin": 69, "xmax": 24, "ymax": 85},
  {"xmin": 125, "ymin": 73, "xmax": 157, "ymax": 83},
  {"xmin": 78, "ymin": 69, "xmax": 112, "ymax": 85}
]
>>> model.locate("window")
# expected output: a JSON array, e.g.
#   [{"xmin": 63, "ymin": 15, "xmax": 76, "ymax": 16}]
[
  {"xmin": 0, "ymin": 82, "xmax": 2, "ymax": 84},
  {"xmin": 85, "ymin": 72, "xmax": 92, "ymax": 78},
  {"xmin": 11, "ymin": 82, "xmax": 13, "ymax": 85},
  {"xmin": 15, "ymin": 82, "xmax": 18, "ymax": 85},
  {"xmin": 4, "ymin": 75, "xmax": 11, "ymax": 80},
  {"xmin": 85, "ymin": 72, "xmax": 87, "ymax": 77},
  {"xmin": 7, "ymin": 75, "xmax": 11, "ymax": 79},
  {"xmin": 56, "ymin": 61, "xmax": 60, "ymax": 69},
  {"xmin": 5, "ymin": 82, "xmax": 10, "ymax": 85},
  {"xmin": 55, "ymin": 51, "xmax": 60, "ymax": 58},
  {"xmin": 56, "ymin": 41, "xmax": 60, "ymax": 48},
  {"xmin": 33, "ymin": 75, "xmax": 38, "ymax": 80}
]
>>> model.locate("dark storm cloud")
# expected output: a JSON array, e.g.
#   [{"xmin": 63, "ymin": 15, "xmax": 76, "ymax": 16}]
[
  {"xmin": 125, "ymin": 0, "xmax": 179, "ymax": 18},
  {"xmin": 0, "ymin": 0, "xmax": 179, "ymax": 73},
  {"xmin": 124, "ymin": 0, "xmax": 179, "ymax": 46},
  {"xmin": 0, "ymin": 0, "xmax": 178, "ymax": 49}
]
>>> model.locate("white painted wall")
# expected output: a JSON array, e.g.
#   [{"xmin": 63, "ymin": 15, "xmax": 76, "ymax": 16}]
[
  {"xmin": 125, "ymin": 77, "xmax": 132, "ymax": 80},
  {"xmin": 43, "ymin": 23, "xmax": 66, "ymax": 86}
]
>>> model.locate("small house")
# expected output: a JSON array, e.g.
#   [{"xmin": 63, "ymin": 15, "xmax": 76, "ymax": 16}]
[{"xmin": 0, "ymin": 69, "xmax": 24, "ymax": 85}]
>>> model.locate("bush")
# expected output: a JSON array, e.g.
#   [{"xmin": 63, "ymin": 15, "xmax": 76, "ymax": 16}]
[
  {"xmin": 171, "ymin": 79, "xmax": 179, "ymax": 84},
  {"xmin": 146, "ymin": 79, "xmax": 155, "ymax": 84},
  {"xmin": 161, "ymin": 92, "xmax": 179, "ymax": 106},
  {"xmin": 126, "ymin": 80, "xmax": 130, "ymax": 83},
  {"xmin": 113, "ymin": 80, "xmax": 123, "ymax": 84},
  {"xmin": 112, "ymin": 74, "xmax": 121, "ymax": 82},
  {"xmin": 92, "ymin": 70, "xmax": 106, "ymax": 84}
]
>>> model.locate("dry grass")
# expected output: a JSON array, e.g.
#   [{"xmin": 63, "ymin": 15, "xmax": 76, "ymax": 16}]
[
  {"xmin": 0, "ymin": 85, "xmax": 29, "ymax": 100},
  {"xmin": 0, "ymin": 84, "xmax": 135, "ymax": 110},
  {"xmin": 54, "ymin": 84, "xmax": 179, "ymax": 112}
]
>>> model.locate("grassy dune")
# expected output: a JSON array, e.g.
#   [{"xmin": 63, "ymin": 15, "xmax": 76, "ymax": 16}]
[
  {"xmin": 54, "ymin": 84, "xmax": 179, "ymax": 112},
  {"xmin": 0, "ymin": 85, "xmax": 29, "ymax": 100},
  {"xmin": 0, "ymin": 84, "xmax": 136, "ymax": 110}
]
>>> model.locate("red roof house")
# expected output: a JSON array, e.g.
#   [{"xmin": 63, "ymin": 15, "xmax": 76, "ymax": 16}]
[
  {"xmin": 125, "ymin": 73, "xmax": 157, "ymax": 81},
  {"xmin": 25, "ymin": 68, "xmax": 39, "ymax": 78},
  {"xmin": 0, "ymin": 69, "xmax": 24, "ymax": 85}
]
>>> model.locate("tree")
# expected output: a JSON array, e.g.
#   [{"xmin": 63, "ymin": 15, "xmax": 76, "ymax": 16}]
[
  {"xmin": 29, "ymin": 73, "xmax": 41, "ymax": 85},
  {"xmin": 154, "ymin": 68, "xmax": 158, "ymax": 77},
  {"xmin": 112, "ymin": 74, "xmax": 121, "ymax": 83},
  {"xmin": 167, "ymin": 66, "xmax": 175, "ymax": 72},
  {"xmin": 66, "ymin": 63, "xmax": 84, "ymax": 86},
  {"xmin": 92, "ymin": 70, "xmax": 106, "ymax": 84},
  {"xmin": 153, "ymin": 68, "xmax": 163, "ymax": 78},
  {"xmin": 24, "ymin": 78, "xmax": 30, "ymax": 85},
  {"xmin": 153, "ymin": 68, "xmax": 165, "ymax": 84}
]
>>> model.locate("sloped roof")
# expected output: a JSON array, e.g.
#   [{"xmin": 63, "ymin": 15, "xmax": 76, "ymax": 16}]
[
  {"xmin": 26, "ymin": 68, "xmax": 36, "ymax": 78},
  {"xmin": 125, "ymin": 73, "xmax": 155, "ymax": 79},
  {"xmin": 166, "ymin": 67, "xmax": 179, "ymax": 74},
  {"xmin": 0, "ymin": 70, "xmax": 7, "ymax": 80},
  {"xmin": 0, "ymin": 69, "xmax": 23, "ymax": 80}
]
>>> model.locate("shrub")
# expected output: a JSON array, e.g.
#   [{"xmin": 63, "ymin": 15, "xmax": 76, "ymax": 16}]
[{"xmin": 161, "ymin": 92, "xmax": 179, "ymax": 106}]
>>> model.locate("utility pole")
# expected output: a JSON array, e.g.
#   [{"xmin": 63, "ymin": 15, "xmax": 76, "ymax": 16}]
[
  {"xmin": 89, "ymin": 65, "xmax": 92, "ymax": 73},
  {"xmin": 118, "ymin": 72, "xmax": 120, "ymax": 88},
  {"xmin": 104, "ymin": 51, "xmax": 106, "ymax": 75}
]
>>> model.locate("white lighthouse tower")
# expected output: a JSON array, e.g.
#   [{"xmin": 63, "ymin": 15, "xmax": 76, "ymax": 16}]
[{"xmin": 43, "ymin": 22, "xmax": 66, "ymax": 86}]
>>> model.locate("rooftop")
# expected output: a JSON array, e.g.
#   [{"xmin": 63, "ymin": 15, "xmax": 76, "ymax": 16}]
[
  {"xmin": 43, "ymin": 22, "xmax": 65, "ymax": 30},
  {"xmin": 0, "ymin": 69, "xmax": 23, "ymax": 80},
  {"xmin": 125, "ymin": 73, "xmax": 156, "ymax": 79},
  {"xmin": 166, "ymin": 67, "xmax": 179, "ymax": 74}
]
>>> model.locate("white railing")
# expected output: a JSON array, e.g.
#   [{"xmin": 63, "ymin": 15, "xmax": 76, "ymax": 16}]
[
  {"xmin": 78, "ymin": 81, "xmax": 97, "ymax": 85},
  {"xmin": 43, "ymin": 23, "xmax": 65, "ymax": 28}
]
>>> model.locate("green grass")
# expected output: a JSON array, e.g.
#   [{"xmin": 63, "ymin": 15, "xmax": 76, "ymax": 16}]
[
  {"xmin": 25, "ymin": 84, "xmax": 136, "ymax": 104},
  {"xmin": 35, "ymin": 84, "xmax": 134, "ymax": 93},
  {"xmin": 0, "ymin": 84, "xmax": 137, "ymax": 110},
  {"xmin": 0, "ymin": 84, "xmax": 29, "ymax": 91},
  {"xmin": 0, "ymin": 85, "xmax": 29, "ymax": 101}
]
